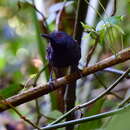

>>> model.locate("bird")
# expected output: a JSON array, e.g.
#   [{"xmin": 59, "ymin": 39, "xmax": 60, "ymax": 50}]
[{"xmin": 41, "ymin": 31, "xmax": 81, "ymax": 112}]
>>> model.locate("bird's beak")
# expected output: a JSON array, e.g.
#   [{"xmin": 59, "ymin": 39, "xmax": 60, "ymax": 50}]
[{"xmin": 41, "ymin": 34, "xmax": 51, "ymax": 39}]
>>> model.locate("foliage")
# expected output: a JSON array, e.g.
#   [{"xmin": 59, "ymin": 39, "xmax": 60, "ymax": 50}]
[
  {"xmin": 104, "ymin": 104, "xmax": 130, "ymax": 130},
  {"xmin": 81, "ymin": 16, "xmax": 124, "ymax": 45}
]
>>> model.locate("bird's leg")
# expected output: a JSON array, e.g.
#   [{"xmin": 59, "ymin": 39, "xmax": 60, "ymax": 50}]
[
  {"xmin": 49, "ymin": 71, "xmax": 53, "ymax": 82},
  {"xmin": 77, "ymin": 68, "xmax": 84, "ymax": 78}
]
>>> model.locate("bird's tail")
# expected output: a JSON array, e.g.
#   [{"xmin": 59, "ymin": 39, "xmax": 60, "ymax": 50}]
[
  {"xmin": 64, "ymin": 65, "xmax": 78, "ymax": 130},
  {"xmin": 53, "ymin": 67, "xmax": 68, "ymax": 113}
]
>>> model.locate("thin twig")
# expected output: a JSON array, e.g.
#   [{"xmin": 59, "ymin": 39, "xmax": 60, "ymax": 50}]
[
  {"xmin": 0, "ymin": 95, "xmax": 41, "ymax": 130},
  {"xmin": 55, "ymin": 0, "xmax": 67, "ymax": 31},
  {"xmin": 32, "ymin": 0, "xmax": 49, "ymax": 32},
  {"xmin": 35, "ymin": 99, "xmax": 41, "ymax": 125},
  {"xmin": 48, "ymin": 68, "xmax": 130, "ymax": 125},
  {"xmin": 23, "ymin": 64, "xmax": 48, "ymax": 89},
  {"xmin": 118, "ymin": 96, "xmax": 130, "ymax": 108},
  {"xmin": 86, "ymin": 35, "xmax": 99, "ymax": 66},
  {"xmin": 33, "ymin": 64, "xmax": 48, "ymax": 87},
  {"xmin": 33, "ymin": 64, "xmax": 48, "ymax": 125},
  {"xmin": 103, "ymin": 68, "xmax": 130, "ymax": 78},
  {"xmin": 111, "ymin": 0, "xmax": 117, "ymax": 16},
  {"xmin": 94, "ymin": 74, "xmax": 123, "ymax": 100},
  {"xmin": 40, "ymin": 103, "xmax": 130, "ymax": 130}
]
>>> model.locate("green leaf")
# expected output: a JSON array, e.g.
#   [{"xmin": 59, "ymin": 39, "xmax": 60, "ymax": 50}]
[
  {"xmin": 104, "ymin": 105, "xmax": 130, "ymax": 130},
  {"xmin": 0, "ymin": 56, "xmax": 6, "ymax": 70},
  {"xmin": 17, "ymin": 1, "xmax": 33, "ymax": 9},
  {"xmin": 98, "ymin": 30, "xmax": 105, "ymax": 45},
  {"xmin": 96, "ymin": 16, "xmax": 124, "ymax": 31},
  {"xmin": 81, "ymin": 22, "xmax": 94, "ymax": 31},
  {"xmin": 90, "ymin": 31, "xmax": 98, "ymax": 39},
  {"xmin": 78, "ymin": 98, "xmax": 105, "ymax": 130},
  {"xmin": 82, "ymin": 33, "xmax": 91, "ymax": 40},
  {"xmin": 0, "ymin": 83, "xmax": 23, "ymax": 99},
  {"xmin": 30, "ymin": 74, "xmax": 37, "ymax": 78},
  {"xmin": 111, "ymin": 24, "xmax": 125, "ymax": 34},
  {"xmin": 47, "ymin": 110, "xmax": 63, "ymax": 120}
]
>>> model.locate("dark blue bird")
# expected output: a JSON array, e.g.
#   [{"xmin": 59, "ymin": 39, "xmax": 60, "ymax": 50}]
[
  {"xmin": 41, "ymin": 31, "xmax": 81, "ymax": 113},
  {"xmin": 41, "ymin": 31, "xmax": 81, "ymax": 68}
]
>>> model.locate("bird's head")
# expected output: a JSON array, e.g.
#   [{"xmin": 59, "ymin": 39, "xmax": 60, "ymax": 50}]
[{"xmin": 41, "ymin": 31, "xmax": 72, "ymax": 49}]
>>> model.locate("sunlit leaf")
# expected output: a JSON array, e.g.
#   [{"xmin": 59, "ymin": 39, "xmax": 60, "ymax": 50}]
[
  {"xmin": 90, "ymin": 31, "xmax": 98, "ymax": 39},
  {"xmin": 111, "ymin": 24, "xmax": 125, "ymax": 34},
  {"xmin": 82, "ymin": 33, "xmax": 91, "ymax": 40},
  {"xmin": 81, "ymin": 22, "xmax": 94, "ymax": 31},
  {"xmin": 0, "ymin": 57, "xmax": 6, "ymax": 70},
  {"xmin": 96, "ymin": 16, "xmax": 124, "ymax": 31},
  {"xmin": 98, "ymin": 30, "xmax": 105, "ymax": 45}
]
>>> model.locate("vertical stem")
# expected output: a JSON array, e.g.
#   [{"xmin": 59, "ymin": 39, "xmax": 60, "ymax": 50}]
[
  {"xmin": 73, "ymin": 0, "xmax": 89, "ymax": 44},
  {"xmin": 32, "ymin": 7, "xmax": 49, "ymax": 80},
  {"xmin": 65, "ymin": 0, "xmax": 89, "ymax": 130}
]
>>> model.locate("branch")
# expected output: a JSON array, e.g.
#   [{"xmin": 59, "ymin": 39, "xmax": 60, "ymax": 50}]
[
  {"xmin": 103, "ymin": 67, "xmax": 130, "ymax": 78},
  {"xmin": 0, "ymin": 47, "xmax": 130, "ymax": 112},
  {"xmin": 118, "ymin": 95, "xmax": 130, "ymax": 108},
  {"xmin": 0, "ymin": 96, "xmax": 40, "ymax": 129},
  {"xmin": 40, "ymin": 103, "xmax": 130, "ymax": 130}
]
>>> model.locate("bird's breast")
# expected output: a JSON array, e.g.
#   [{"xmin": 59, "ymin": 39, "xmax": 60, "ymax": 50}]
[
  {"xmin": 47, "ymin": 43, "xmax": 81, "ymax": 68},
  {"xmin": 51, "ymin": 51, "xmax": 72, "ymax": 67}
]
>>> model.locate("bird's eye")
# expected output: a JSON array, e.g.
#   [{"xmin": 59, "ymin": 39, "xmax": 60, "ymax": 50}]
[{"xmin": 56, "ymin": 33, "xmax": 63, "ymax": 38}]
